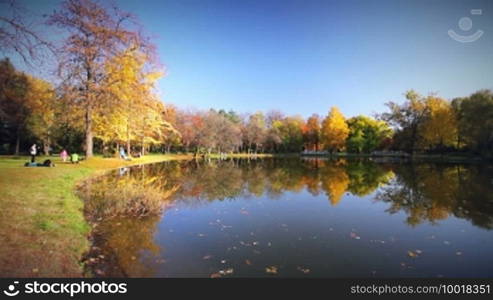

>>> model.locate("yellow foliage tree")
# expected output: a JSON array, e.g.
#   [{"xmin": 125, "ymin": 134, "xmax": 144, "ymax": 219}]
[
  {"xmin": 321, "ymin": 107, "xmax": 349, "ymax": 153},
  {"xmin": 24, "ymin": 75, "xmax": 56, "ymax": 155},
  {"xmin": 94, "ymin": 46, "xmax": 176, "ymax": 156},
  {"xmin": 421, "ymin": 97, "xmax": 458, "ymax": 149}
]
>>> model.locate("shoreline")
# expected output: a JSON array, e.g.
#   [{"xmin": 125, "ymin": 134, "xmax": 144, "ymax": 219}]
[{"xmin": 0, "ymin": 154, "xmax": 192, "ymax": 277}]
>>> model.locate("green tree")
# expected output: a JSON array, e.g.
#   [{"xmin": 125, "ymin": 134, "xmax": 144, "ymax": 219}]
[
  {"xmin": 346, "ymin": 115, "xmax": 392, "ymax": 153},
  {"xmin": 380, "ymin": 90, "xmax": 428, "ymax": 153},
  {"xmin": 453, "ymin": 90, "xmax": 493, "ymax": 155}
]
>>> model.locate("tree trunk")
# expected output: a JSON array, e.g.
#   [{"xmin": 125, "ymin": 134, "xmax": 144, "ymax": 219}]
[
  {"xmin": 85, "ymin": 105, "xmax": 93, "ymax": 158},
  {"xmin": 14, "ymin": 127, "xmax": 20, "ymax": 155},
  {"xmin": 141, "ymin": 136, "xmax": 145, "ymax": 156},
  {"xmin": 43, "ymin": 138, "xmax": 50, "ymax": 156}
]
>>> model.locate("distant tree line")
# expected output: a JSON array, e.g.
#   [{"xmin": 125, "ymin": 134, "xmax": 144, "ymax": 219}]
[{"xmin": 0, "ymin": 0, "xmax": 492, "ymax": 158}]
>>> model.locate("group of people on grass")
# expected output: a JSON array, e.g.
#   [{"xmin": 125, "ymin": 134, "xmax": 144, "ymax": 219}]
[
  {"xmin": 28, "ymin": 144, "xmax": 132, "ymax": 165},
  {"xmin": 29, "ymin": 144, "xmax": 79, "ymax": 164}
]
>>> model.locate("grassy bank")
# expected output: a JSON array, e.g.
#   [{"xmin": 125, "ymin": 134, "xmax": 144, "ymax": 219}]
[{"xmin": 0, "ymin": 154, "xmax": 191, "ymax": 277}]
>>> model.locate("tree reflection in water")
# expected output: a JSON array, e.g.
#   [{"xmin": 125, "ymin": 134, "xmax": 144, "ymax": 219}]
[{"xmin": 78, "ymin": 158, "xmax": 493, "ymax": 277}]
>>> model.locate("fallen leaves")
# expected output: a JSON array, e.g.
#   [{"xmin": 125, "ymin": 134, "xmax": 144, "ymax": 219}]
[
  {"xmin": 407, "ymin": 251, "xmax": 418, "ymax": 258},
  {"xmin": 349, "ymin": 232, "xmax": 361, "ymax": 240}
]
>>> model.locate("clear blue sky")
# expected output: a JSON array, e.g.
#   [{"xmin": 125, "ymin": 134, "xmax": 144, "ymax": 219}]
[{"xmin": 8, "ymin": 0, "xmax": 493, "ymax": 117}]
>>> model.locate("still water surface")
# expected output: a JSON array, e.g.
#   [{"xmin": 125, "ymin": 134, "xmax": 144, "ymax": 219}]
[{"xmin": 79, "ymin": 158, "xmax": 493, "ymax": 277}]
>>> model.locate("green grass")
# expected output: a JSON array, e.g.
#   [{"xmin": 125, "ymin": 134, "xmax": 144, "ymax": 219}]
[{"xmin": 0, "ymin": 154, "xmax": 191, "ymax": 277}]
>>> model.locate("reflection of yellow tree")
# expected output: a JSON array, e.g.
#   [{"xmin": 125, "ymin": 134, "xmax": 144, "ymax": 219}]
[
  {"xmin": 95, "ymin": 216, "xmax": 162, "ymax": 277},
  {"xmin": 81, "ymin": 168, "xmax": 180, "ymax": 220},
  {"xmin": 320, "ymin": 160, "xmax": 350, "ymax": 205}
]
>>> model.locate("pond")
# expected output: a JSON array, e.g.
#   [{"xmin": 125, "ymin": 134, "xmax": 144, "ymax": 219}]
[{"xmin": 78, "ymin": 158, "xmax": 493, "ymax": 278}]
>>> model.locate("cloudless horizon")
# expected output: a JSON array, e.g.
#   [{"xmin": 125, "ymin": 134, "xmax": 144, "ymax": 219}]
[{"xmin": 5, "ymin": 0, "xmax": 493, "ymax": 118}]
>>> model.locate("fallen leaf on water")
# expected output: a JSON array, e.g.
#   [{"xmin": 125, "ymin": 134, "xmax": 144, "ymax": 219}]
[
  {"xmin": 297, "ymin": 266, "xmax": 310, "ymax": 274},
  {"xmin": 245, "ymin": 259, "xmax": 252, "ymax": 266},
  {"xmin": 219, "ymin": 268, "xmax": 234, "ymax": 275},
  {"xmin": 203, "ymin": 255, "xmax": 213, "ymax": 260},
  {"xmin": 265, "ymin": 266, "xmax": 278, "ymax": 274},
  {"xmin": 407, "ymin": 251, "xmax": 418, "ymax": 258},
  {"xmin": 350, "ymin": 232, "xmax": 361, "ymax": 239}
]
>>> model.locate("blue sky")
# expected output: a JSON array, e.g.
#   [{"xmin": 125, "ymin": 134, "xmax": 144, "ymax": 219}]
[{"xmin": 6, "ymin": 0, "xmax": 493, "ymax": 118}]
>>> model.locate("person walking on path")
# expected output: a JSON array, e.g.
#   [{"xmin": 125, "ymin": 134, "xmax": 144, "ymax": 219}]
[{"xmin": 30, "ymin": 144, "xmax": 37, "ymax": 163}]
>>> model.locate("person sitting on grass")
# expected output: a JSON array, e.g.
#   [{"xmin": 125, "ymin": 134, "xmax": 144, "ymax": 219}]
[{"xmin": 70, "ymin": 153, "xmax": 79, "ymax": 164}]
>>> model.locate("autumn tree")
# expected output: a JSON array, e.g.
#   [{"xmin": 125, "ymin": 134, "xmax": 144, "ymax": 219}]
[
  {"xmin": 23, "ymin": 75, "xmax": 56, "ymax": 155},
  {"xmin": 48, "ymin": 0, "xmax": 152, "ymax": 158},
  {"xmin": 243, "ymin": 112, "xmax": 267, "ymax": 153},
  {"xmin": 380, "ymin": 90, "xmax": 428, "ymax": 153},
  {"xmin": 420, "ymin": 96, "xmax": 457, "ymax": 151},
  {"xmin": 174, "ymin": 109, "xmax": 204, "ymax": 153},
  {"xmin": 321, "ymin": 107, "xmax": 349, "ymax": 153},
  {"xmin": 196, "ymin": 110, "xmax": 242, "ymax": 154},
  {"xmin": 273, "ymin": 116, "xmax": 305, "ymax": 152},
  {"xmin": 303, "ymin": 114, "xmax": 321, "ymax": 151}
]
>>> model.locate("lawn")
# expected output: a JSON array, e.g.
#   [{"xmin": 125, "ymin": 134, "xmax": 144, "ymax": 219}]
[{"xmin": 0, "ymin": 154, "xmax": 191, "ymax": 277}]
